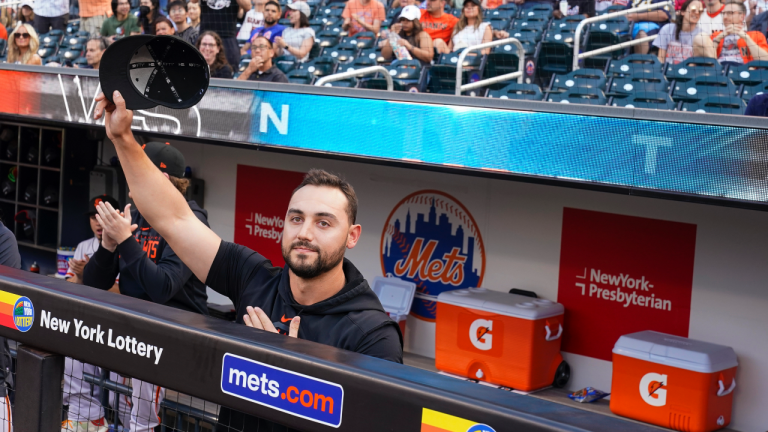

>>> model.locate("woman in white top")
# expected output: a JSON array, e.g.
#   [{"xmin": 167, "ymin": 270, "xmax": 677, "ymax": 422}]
[
  {"xmin": 441, "ymin": 0, "xmax": 492, "ymax": 53},
  {"xmin": 274, "ymin": 1, "xmax": 316, "ymax": 62}
]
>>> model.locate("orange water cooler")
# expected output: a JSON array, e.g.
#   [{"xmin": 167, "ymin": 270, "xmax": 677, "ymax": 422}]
[
  {"xmin": 435, "ymin": 288, "xmax": 569, "ymax": 391},
  {"xmin": 371, "ymin": 276, "xmax": 416, "ymax": 335},
  {"xmin": 610, "ymin": 331, "xmax": 738, "ymax": 432}
]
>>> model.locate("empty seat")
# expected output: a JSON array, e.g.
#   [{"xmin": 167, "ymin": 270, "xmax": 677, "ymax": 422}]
[
  {"xmin": 550, "ymin": 15, "xmax": 586, "ymax": 32},
  {"xmin": 75, "ymin": 30, "xmax": 90, "ymax": 38},
  {"xmin": 487, "ymin": 6, "xmax": 517, "ymax": 19},
  {"xmin": 487, "ymin": 82, "xmax": 543, "ymax": 100},
  {"xmin": 342, "ymin": 55, "xmax": 377, "ymax": 72},
  {"xmin": 665, "ymin": 56, "xmax": 723, "ymax": 82},
  {"xmin": 511, "ymin": 17, "xmax": 548, "ymax": 31},
  {"xmin": 607, "ymin": 54, "xmax": 662, "ymax": 77},
  {"xmin": 344, "ymin": 31, "xmax": 377, "ymax": 49},
  {"xmin": 358, "ymin": 47, "xmax": 387, "ymax": 64},
  {"xmin": 66, "ymin": 23, "xmax": 80, "ymax": 35},
  {"xmin": 238, "ymin": 59, "xmax": 251, "ymax": 73},
  {"xmin": 484, "ymin": 43, "xmax": 522, "ymax": 81},
  {"xmin": 509, "ymin": 27, "xmax": 542, "ymax": 43},
  {"xmin": 682, "ymin": 96, "xmax": 746, "ymax": 114},
  {"xmin": 547, "ymin": 87, "xmax": 607, "ymax": 105},
  {"xmin": 287, "ymin": 69, "xmax": 315, "ymax": 84},
  {"xmin": 360, "ymin": 59, "xmax": 424, "ymax": 91},
  {"xmin": 316, "ymin": 30, "xmax": 341, "ymax": 48},
  {"xmin": 427, "ymin": 52, "xmax": 484, "ymax": 93},
  {"xmin": 520, "ymin": 8, "xmax": 551, "ymax": 20},
  {"xmin": 300, "ymin": 55, "xmax": 339, "ymax": 77},
  {"xmin": 537, "ymin": 38, "xmax": 573, "ymax": 80},
  {"xmin": 584, "ymin": 16, "xmax": 630, "ymax": 69},
  {"xmin": 61, "ymin": 47, "xmax": 84, "ymax": 62},
  {"xmin": 740, "ymin": 81, "xmax": 768, "ymax": 101},
  {"xmin": 319, "ymin": 78, "xmax": 358, "ymax": 87},
  {"xmin": 325, "ymin": 40, "xmax": 358, "ymax": 63},
  {"xmin": 726, "ymin": 61, "xmax": 768, "ymax": 86},
  {"xmin": 72, "ymin": 56, "xmax": 89, "ymax": 68},
  {"xmin": 43, "ymin": 54, "xmax": 62, "ymax": 65},
  {"xmin": 316, "ymin": 4, "xmax": 345, "ymax": 19},
  {"xmin": 37, "ymin": 46, "xmax": 58, "ymax": 59},
  {"xmin": 607, "ymin": 72, "xmax": 669, "ymax": 96},
  {"xmin": 308, "ymin": 18, "xmax": 327, "ymax": 34},
  {"xmin": 488, "ymin": 17, "xmax": 511, "ymax": 31},
  {"xmin": 274, "ymin": 55, "xmax": 297, "ymax": 74},
  {"xmin": 672, "ymin": 76, "xmax": 737, "ymax": 102},
  {"xmin": 612, "ymin": 91, "xmax": 676, "ymax": 109},
  {"xmin": 278, "ymin": 18, "xmax": 292, "ymax": 26},
  {"xmin": 550, "ymin": 68, "xmax": 606, "ymax": 92}
]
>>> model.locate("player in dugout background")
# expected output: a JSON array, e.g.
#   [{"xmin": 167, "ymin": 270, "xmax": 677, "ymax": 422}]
[{"xmin": 92, "ymin": 90, "xmax": 403, "ymax": 432}]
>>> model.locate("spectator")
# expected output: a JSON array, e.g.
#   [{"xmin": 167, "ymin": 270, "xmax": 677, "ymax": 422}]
[
  {"xmin": 443, "ymin": 0, "xmax": 491, "ymax": 53},
  {"xmin": 196, "ymin": 30, "xmax": 234, "ymax": 77},
  {"xmin": 654, "ymin": 0, "xmax": 716, "ymax": 63},
  {"xmin": 199, "ymin": 0, "xmax": 251, "ymax": 68},
  {"xmin": 237, "ymin": 0, "xmax": 265, "ymax": 40},
  {"xmin": 79, "ymin": 0, "xmax": 113, "ymax": 35},
  {"xmin": 237, "ymin": 35, "xmax": 288, "ymax": 81},
  {"xmin": 0, "ymin": 24, "xmax": 6, "ymax": 41},
  {"xmin": 167, "ymin": 0, "xmax": 199, "ymax": 43},
  {"xmin": 138, "ymin": 0, "xmax": 162, "ymax": 35},
  {"xmin": 382, "ymin": 5, "xmax": 433, "ymax": 64},
  {"xmin": 342, "ymin": 0, "xmax": 386, "ymax": 37},
  {"xmin": 745, "ymin": 91, "xmax": 768, "ymax": 115},
  {"xmin": 34, "ymin": 0, "xmax": 68, "ymax": 35},
  {"xmin": 187, "ymin": 0, "xmax": 201, "ymax": 30},
  {"xmin": 101, "ymin": 0, "xmax": 141, "ymax": 41},
  {"xmin": 421, "ymin": 0, "xmax": 458, "ymax": 49},
  {"xmin": 710, "ymin": 0, "xmax": 768, "ymax": 64},
  {"xmin": 8, "ymin": 23, "xmax": 42, "ymax": 65},
  {"xmin": 154, "ymin": 15, "xmax": 175, "ymax": 34},
  {"xmin": 0, "ymin": 215, "xmax": 19, "ymax": 432},
  {"xmin": 274, "ymin": 2, "xmax": 314, "ymax": 62},
  {"xmin": 482, "ymin": 0, "xmax": 508, "ymax": 10},
  {"xmin": 624, "ymin": 0, "xmax": 672, "ymax": 54},
  {"xmin": 242, "ymin": 0, "xmax": 284, "ymax": 57},
  {"xmin": 698, "ymin": 0, "xmax": 725, "ymax": 33},
  {"xmin": 17, "ymin": 1, "xmax": 35, "ymax": 27},
  {"xmin": 78, "ymin": 37, "xmax": 107, "ymax": 68}
]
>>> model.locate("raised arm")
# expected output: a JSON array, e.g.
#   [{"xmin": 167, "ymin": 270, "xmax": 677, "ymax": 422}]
[{"xmin": 93, "ymin": 91, "xmax": 220, "ymax": 282}]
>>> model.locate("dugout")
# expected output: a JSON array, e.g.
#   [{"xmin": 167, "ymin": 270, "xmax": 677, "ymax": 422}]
[{"xmin": 1, "ymin": 64, "xmax": 767, "ymax": 432}]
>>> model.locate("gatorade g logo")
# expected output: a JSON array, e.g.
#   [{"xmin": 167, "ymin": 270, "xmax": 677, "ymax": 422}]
[
  {"xmin": 469, "ymin": 319, "xmax": 493, "ymax": 351},
  {"xmin": 639, "ymin": 373, "xmax": 667, "ymax": 407}
]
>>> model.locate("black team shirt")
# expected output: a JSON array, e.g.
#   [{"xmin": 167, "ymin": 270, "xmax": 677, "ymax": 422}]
[{"xmin": 206, "ymin": 240, "xmax": 403, "ymax": 432}]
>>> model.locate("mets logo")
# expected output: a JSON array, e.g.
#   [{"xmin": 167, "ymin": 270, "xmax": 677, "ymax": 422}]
[
  {"xmin": 13, "ymin": 297, "xmax": 34, "ymax": 332},
  {"xmin": 381, "ymin": 190, "xmax": 485, "ymax": 321}
]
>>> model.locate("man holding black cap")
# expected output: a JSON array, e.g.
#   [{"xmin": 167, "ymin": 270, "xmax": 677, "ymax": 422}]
[{"xmin": 83, "ymin": 143, "xmax": 209, "ymax": 432}]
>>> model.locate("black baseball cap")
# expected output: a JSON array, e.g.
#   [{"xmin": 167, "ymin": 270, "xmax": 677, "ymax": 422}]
[
  {"xmin": 86, "ymin": 195, "xmax": 120, "ymax": 215},
  {"xmin": 465, "ymin": 0, "xmax": 481, "ymax": 6},
  {"xmin": 143, "ymin": 141, "xmax": 186, "ymax": 178},
  {"xmin": 99, "ymin": 35, "xmax": 209, "ymax": 110}
]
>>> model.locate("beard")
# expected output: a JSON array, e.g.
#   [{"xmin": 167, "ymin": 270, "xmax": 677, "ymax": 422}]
[
  {"xmin": 265, "ymin": 17, "xmax": 277, "ymax": 25},
  {"xmin": 282, "ymin": 239, "xmax": 346, "ymax": 279}
]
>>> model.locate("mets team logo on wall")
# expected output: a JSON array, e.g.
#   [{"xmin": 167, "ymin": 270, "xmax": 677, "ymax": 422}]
[{"xmin": 381, "ymin": 190, "xmax": 485, "ymax": 321}]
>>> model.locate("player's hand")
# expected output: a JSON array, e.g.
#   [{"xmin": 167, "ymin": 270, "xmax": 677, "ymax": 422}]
[
  {"xmin": 244, "ymin": 306, "xmax": 300, "ymax": 338},
  {"xmin": 68, "ymin": 255, "xmax": 90, "ymax": 278},
  {"xmin": 96, "ymin": 202, "xmax": 138, "ymax": 250},
  {"xmin": 94, "ymin": 91, "xmax": 134, "ymax": 144}
]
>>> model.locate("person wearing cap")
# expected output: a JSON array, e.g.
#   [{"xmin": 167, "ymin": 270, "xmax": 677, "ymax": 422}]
[
  {"xmin": 100, "ymin": 0, "xmax": 141, "ymax": 41},
  {"xmin": 83, "ymin": 143, "xmax": 209, "ymax": 432},
  {"xmin": 420, "ymin": 0, "xmax": 458, "ymax": 49},
  {"xmin": 382, "ymin": 4, "xmax": 433, "ymax": 64},
  {"xmin": 168, "ymin": 0, "xmax": 199, "ymax": 44},
  {"xmin": 342, "ymin": 0, "xmax": 386, "ymax": 36},
  {"xmin": 16, "ymin": 1, "xmax": 36, "ymax": 28},
  {"xmin": 33, "ymin": 0, "xmax": 69, "ymax": 35},
  {"xmin": 441, "ymin": 0, "xmax": 491, "ymax": 53},
  {"xmin": 237, "ymin": 35, "xmax": 289, "ymax": 81},
  {"xmin": 274, "ymin": 2, "xmax": 314, "ymax": 62}
]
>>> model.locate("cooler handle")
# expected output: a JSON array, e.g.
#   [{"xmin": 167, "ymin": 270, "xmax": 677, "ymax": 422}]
[
  {"xmin": 545, "ymin": 323, "xmax": 563, "ymax": 341},
  {"xmin": 717, "ymin": 378, "xmax": 736, "ymax": 397}
]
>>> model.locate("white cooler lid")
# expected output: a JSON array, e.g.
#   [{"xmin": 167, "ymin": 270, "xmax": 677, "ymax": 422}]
[
  {"xmin": 613, "ymin": 331, "xmax": 738, "ymax": 373},
  {"xmin": 371, "ymin": 276, "xmax": 417, "ymax": 316},
  {"xmin": 437, "ymin": 288, "xmax": 564, "ymax": 320}
]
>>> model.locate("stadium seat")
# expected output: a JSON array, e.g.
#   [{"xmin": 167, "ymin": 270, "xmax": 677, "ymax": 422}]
[
  {"xmin": 488, "ymin": 17, "xmax": 511, "ymax": 31},
  {"xmin": 0, "ymin": 39, "xmax": 6, "ymax": 59},
  {"xmin": 547, "ymin": 87, "xmax": 607, "ymax": 105},
  {"xmin": 75, "ymin": 30, "xmax": 90, "ymax": 38},
  {"xmin": 274, "ymin": 55, "xmax": 297, "ymax": 74},
  {"xmin": 387, "ymin": 7, "xmax": 402, "ymax": 20},
  {"xmin": 607, "ymin": 54, "xmax": 661, "ymax": 77},
  {"xmin": 551, "ymin": 15, "xmax": 586, "ymax": 32},
  {"xmin": 599, "ymin": 4, "xmax": 626, "ymax": 14},
  {"xmin": 344, "ymin": 32, "xmax": 377, "ymax": 49},
  {"xmin": 325, "ymin": 40, "xmax": 358, "ymax": 63},
  {"xmin": 66, "ymin": 22, "xmax": 80, "ymax": 35},
  {"xmin": 43, "ymin": 54, "xmax": 62, "ymax": 65},
  {"xmin": 537, "ymin": 37, "xmax": 573, "ymax": 81},
  {"xmin": 520, "ymin": 8, "xmax": 552, "ymax": 20},
  {"xmin": 671, "ymin": 76, "xmax": 737, "ymax": 103},
  {"xmin": 316, "ymin": 4, "xmax": 345, "ymax": 20},
  {"xmin": 287, "ymin": 69, "xmax": 315, "ymax": 84},
  {"xmin": 73, "ymin": 56, "xmax": 89, "ymax": 67},
  {"xmin": 342, "ymin": 56, "xmax": 376, "ymax": 72},
  {"xmin": 37, "ymin": 46, "xmax": 58, "ymax": 60},
  {"xmin": 427, "ymin": 52, "xmax": 484, "ymax": 94},
  {"xmin": 611, "ymin": 91, "xmax": 676, "ymax": 109},
  {"xmin": 319, "ymin": 77, "xmax": 358, "ymax": 87},
  {"xmin": 238, "ymin": 59, "xmax": 251, "ymax": 73},
  {"xmin": 361, "ymin": 59, "xmax": 424, "ymax": 91},
  {"xmin": 550, "ymin": 68, "xmax": 606, "ymax": 92},
  {"xmin": 358, "ymin": 47, "xmax": 387, "ymax": 64},
  {"xmin": 47, "ymin": 29, "xmax": 65, "ymax": 43},
  {"xmin": 308, "ymin": 18, "xmax": 327, "ymax": 34},
  {"xmin": 726, "ymin": 61, "xmax": 768, "ymax": 86},
  {"xmin": 739, "ymin": 81, "xmax": 768, "ymax": 101},
  {"xmin": 487, "ymin": 82, "xmax": 543, "ymax": 100},
  {"xmin": 62, "ymin": 36, "xmax": 88, "ymax": 50},
  {"xmin": 544, "ymin": 28, "xmax": 575, "ymax": 45},
  {"xmin": 584, "ymin": 16, "xmax": 630, "ymax": 69},
  {"xmin": 682, "ymin": 96, "xmax": 746, "ymax": 114},
  {"xmin": 316, "ymin": 30, "xmax": 342, "ymax": 48},
  {"xmin": 279, "ymin": 18, "xmax": 292, "ymax": 26},
  {"xmin": 665, "ymin": 57, "xmax": 723, "ymax": 82},
  {"xmin": 512, "ymin": 17, "xmax": 548, "ymax": 32},
  {"xmin": 509, "ymin": 28, "xmax": 542, "ymax": 44},
  {"xmin": 301, "ymin": 55, "xmax": 339, "ymax": 77},
  {"xmin": 522, "ymin": 1, "xmax": 553, "ymax": 13},
  {"xmin": 606, "ymin": 72, "xmax": 669, "ymax": 96},
  {"xmin": 488, "ymin": 6, "xmax": 518, "ymax": 19},
  {"xmin": 483, "ymin": 43, "xmax": 522, "ymax": 82}
]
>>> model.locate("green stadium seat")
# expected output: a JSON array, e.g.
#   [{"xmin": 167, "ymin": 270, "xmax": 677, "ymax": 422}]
[
  {"xmin": 344, "ymin": 32, "xmax": 377, "ymax": 50},
  {"xmin": 61, "ymin": 48, "xmax": 84, "ymax": 62},
  {"xmin": 287, "ymin": 69, "xmax": 315, "ymax": 84},
  {"xmin": 73, "ymin": 56, "xmax": 89, "ymax": 67},
  {"xmin": 274, "ymin": 55, "xmax": 297, "ymax": 74},
  {"xmin": 487, "ymin": 82, "xmax": 543, "ymax": 100},
  {"xmin": 359, "ymin": 59, "xmax": 425, "ymax": 91},
  {"xmin": 672, "ymin": 76, "xmax": 737, "ymax": 103},
  {"xmin": 484, "ymin": 43, "xmax": 522, "ymax": 82},
  {"xmin": 537, "ymin": 39, "xmax": 573, "ymax": 82},
  {"xmin": 316, "ymin": 30, "xmax": 341, "ymax": 48},
  {"xmin": 682, "ymin": 96, "xmax": 746, "ymax": 114},
  {"xmin": 551, "ymin": 15, "xmax": 586, "ymax": 32},
  {"xmin": 520, "ymin": 8, "xmax": 552, "ymax": 19},
  {"xmin": 342, "ymin": 56, "xmax": 376, "ymax": 72},
  {"xmin": 584, "ymin": 16, "xmax": 630, "ymax": 69},
  {"xmin": 547, "ymin": 87, "xmax": 607, "ymax": 105},
  {"xmin": 550, "ymin": 68, "xmax": 606, "ymax": 92},
  {"xmin": 607, "ymin": 54, "xmax": 661, "ymax": 77},
  {"xmin": 611, "ymin": 91, "xmax": 676, "ymax": 109},
  {"xmin": 726, "ymin": 61, "xmax": 768, "ymax": 86},
  {"xmin": 75, "ymin": 30, "xmax": 90, "ymax": 38},
  {"xmin": 66, "ymin": 22, "xmax": 80, "ymax": 35},
  {"xmin": 606, "ymin": 72, "xmax": 669, "ymax": 96},
  {"xmin": 426, "ymin": 52, "xmax": 484, "ymax": 94},
  {"xmin": 488, "ymin": 7, "xmax": 517, "ymax": 19},
  {"xmin": 317, "ymin": 4, "xmax": 345, "ymax": 19},
  {"xmin": 238, "ymin": 59, "xmax": 250, "ymax": 73},
  {"xmin": 43, "ymin": 54, "xmax": 62, "ymax": 65},
  {"xmin": 545, "ymin": 28, "xmax": 575, "ymax": 45},
  {"xmin": 509, "ymin": 28, "xmax": 542, "ymax": 44},
  {"xmin": 599, "ymin": 4, "xmax": 626, "ymax": 14},
  {"xmin": 308, "ymin": 18, "xmax": 327, "ymax": 34},
  {"xmin": 278, "ymin": 18, "xmax": 292, "ymax": 26},
  {"xmin": 488, "ymin": 17, "xmax": 512, "ymax": 31},
  {"xmin": 358, "ymin": 47, "xmax": 387, "ymax": 64},
  {"xmin": 0, "ymin": 39, "xmax": 6, "ymax": 58},
  {"xmin": 512, "ymin": 17, "xmax": 548, "ymax": 32},
  {"xmin": 387, "ymin": 7, "xmax": 402, "ymax": 20},
  {"xmin": 301, "ymin": 55, "xmax": 339, "ymax": 77},
  {"xmin": 740, "ymin": 81, "xmax": 768, "ymax": 101},
  {"xmin": 665, "ymin": 57, "xmax": 723, "ymax": 82},
  {"xmin": 320, "ymin": 77, "xmax": 358, "ymax": 87},
  {"xmin": 37, "ymin": 46, "xmax": 58, "ymax": 59},
  {"xmin": 325, "ymin": 40, "xmax": 358, "ymax": 64}
]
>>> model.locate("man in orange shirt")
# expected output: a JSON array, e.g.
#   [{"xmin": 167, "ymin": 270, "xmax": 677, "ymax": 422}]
[
  {"xmin": 710, "ymin": 0, "xmax": 768, "ymax": 64},
  {"xmin": 420, "ymin": 0, "xmax": 458, "ymax": 52},
  {"xmin": 79, "ymin": 0, "xmax": 113, "ymax": 35},
  {"xmin": 342, "ymin": 0, "xmax": 386, "ymax": 37}
]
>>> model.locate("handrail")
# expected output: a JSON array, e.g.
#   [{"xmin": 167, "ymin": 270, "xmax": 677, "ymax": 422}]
[
  {"xmin": 572, "ymin": 1, "xmax": 673, "ymax": 71},
  {"xmin": 456, "ymin": 38, "xmax": 524, "ymax": 96},
  {"xmin": 315, "ymin": 65, "xmax": 393, "ymax": 90}
]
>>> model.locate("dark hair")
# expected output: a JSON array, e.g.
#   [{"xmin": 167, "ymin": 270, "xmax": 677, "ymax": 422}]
[
  {"xmin": 253, "ymin": 35, "xmax": 273, "ymax": 48},
  {"xmin": 398, "ymin": 17, "xmax": 423, "ymax": 38},
  {"xmin": 196, "ymin": 31, "xmax": 229, "ymax": 73},
  {"xmin": 293, "ymin": 169, "xmax": 358, "ymax": 225},
  {"xmin": 111, "ymin": 0, "xmax": 131, "ymax": 16},
  {"xmin": 265, "ymin": 0, "xmax": 281, "ymax": 11},
  {"xmin": 153, "ymin": 16, "xmax": 175, "ymax": 33},
  {"xmin": 169, "ymin": 176, "xmax": 190, "ymax": 194},
  {"xmin": 167, "ymin": 0, "xmax": 187, "ymax": 12},
  {"xmin": 298, "ymin": 10, "xmax": 309, "ymax": 28},
  {"xmin": 675, "ymin": 0, "xmax": 700, "ymax": 41},
  {"xmin": 87, "ymin": 36, "xmax": 108, "ymax": 51}
]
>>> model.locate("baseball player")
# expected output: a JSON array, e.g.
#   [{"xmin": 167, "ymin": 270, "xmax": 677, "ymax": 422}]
[{"xmin": 0, "ymin": 218, "xmax": 20, "ymax": 432}]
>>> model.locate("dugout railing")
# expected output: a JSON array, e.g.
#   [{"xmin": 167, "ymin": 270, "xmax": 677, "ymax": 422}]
[{"xmin": 0, "ymin": 266, "xmax": 696, "ymax": 432}]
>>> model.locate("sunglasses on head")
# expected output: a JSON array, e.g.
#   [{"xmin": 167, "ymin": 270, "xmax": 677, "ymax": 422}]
[{"xmin": 14, "ymin": 33, "xmax": 30, "ymax": 39}]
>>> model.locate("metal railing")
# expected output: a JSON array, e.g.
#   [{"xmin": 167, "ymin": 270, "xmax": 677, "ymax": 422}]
[
  {"xmin": 455, "ymin": 38, "xmax": 524, "ymax": 96},
  {"xmin": 572, "ymin": 1, "xmax": 674, "ymax": 71},
  {"xmin": 315, "ymin": 66, "xmax": 393, "ymax": 90}
]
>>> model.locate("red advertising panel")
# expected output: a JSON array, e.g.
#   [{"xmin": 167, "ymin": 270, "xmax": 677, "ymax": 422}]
[
  {"xmin": 557, "ymin": 208, "xmax": 697, "ymax": 361},
  {"xmin": 234, "ymin": 165, "xmax": 305, "ymax": 267}
]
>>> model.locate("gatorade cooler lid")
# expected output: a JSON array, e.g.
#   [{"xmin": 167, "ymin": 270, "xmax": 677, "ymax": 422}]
[
  {"xmin": 613, "ymin": 331, "xmax": 738, "ymax": 373},
  {"xmin": 371, "ymin": 276, "xmax": 417, "ymax": 316},
  {"xmin": 437, "ymin": 288, "xmax": 564, "ymax": 320}
]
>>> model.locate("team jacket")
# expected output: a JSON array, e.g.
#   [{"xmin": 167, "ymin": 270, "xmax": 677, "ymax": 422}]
[{"xmin": 83, "ymin": 201, "xmax": 209, "ymax": 315}]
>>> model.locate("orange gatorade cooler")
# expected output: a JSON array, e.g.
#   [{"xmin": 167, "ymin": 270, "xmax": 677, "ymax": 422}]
[
  {"xmin": 610, "ymin": 331, "xmax": 738, "ymax": 432},
  {"xmin": 371, "ymin": 276, "xmax": 416, "ymax": 335},
  {"xmin": 435, "ymin": 288, "xmax": 569, "ymax": 391}
]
